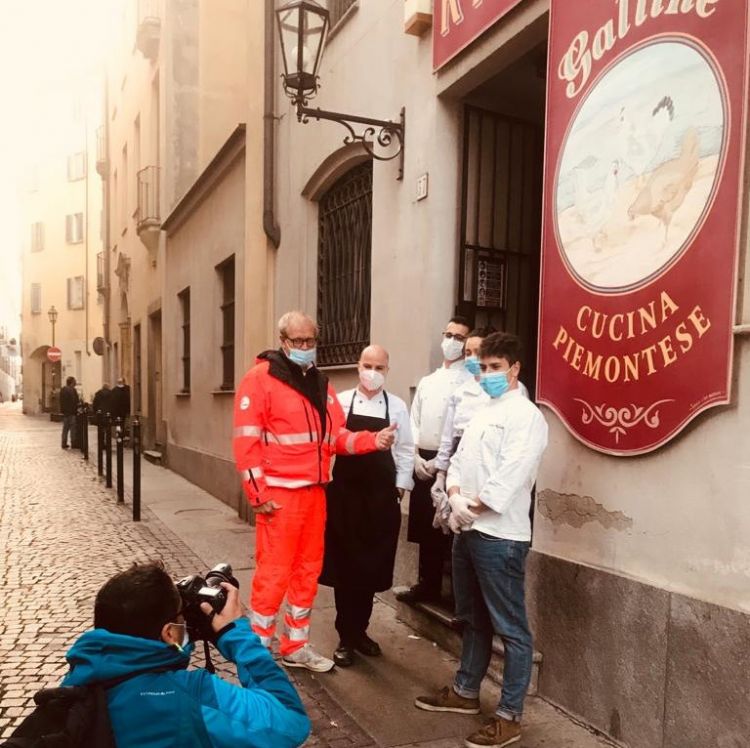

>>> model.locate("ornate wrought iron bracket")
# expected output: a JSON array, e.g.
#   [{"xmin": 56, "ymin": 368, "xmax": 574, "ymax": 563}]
[{"xmin": 296, "ymin": 103, "xmax": 405, "ymax": 180}]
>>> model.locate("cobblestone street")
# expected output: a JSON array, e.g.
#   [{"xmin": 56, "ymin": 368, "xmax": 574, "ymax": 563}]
[{"xmin": 0, "ymin": 405, "xmax": 376, "ymax": 746}]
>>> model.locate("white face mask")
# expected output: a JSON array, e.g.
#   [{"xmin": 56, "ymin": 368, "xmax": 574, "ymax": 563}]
[
  {"xmin": 359, "ymin": 368, "xmax": 385, "ymax": 392},
  {"xmin": 441, "ymin": 337, "xmax": 465, "ymax": 362}
]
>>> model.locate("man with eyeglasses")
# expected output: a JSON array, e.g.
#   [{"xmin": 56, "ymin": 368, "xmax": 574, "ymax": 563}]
[
  {"xmin": 233, "ymin": 311, "xmax": 396, "ymax": 673},
  {"xmin": 396, "ymin": 315, "xmax": 473, "ymax": 605},
  {"xmin": 58, "ymin": 562, "xmax": 310, "ymax": 747}
]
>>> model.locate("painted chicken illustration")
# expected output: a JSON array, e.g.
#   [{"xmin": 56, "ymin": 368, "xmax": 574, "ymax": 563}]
[
  {"xmin": 627, "ymin": 128, "xmax": 700, "ymax": 246},
  {"xmin": 573, "ymin": 158, "xmax": 620, "ymax": 250},
  {"xmin": 617, "ymin": 95, "xmax": 675, "ymax": 186}
]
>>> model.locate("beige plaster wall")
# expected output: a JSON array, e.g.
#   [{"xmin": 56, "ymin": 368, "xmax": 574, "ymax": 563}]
[
  {"xmin": 274, "ymin": 0, "xmax": 464, "ymax": 401},
  {"xmin": 164, "ymin": 154, "xmax": 245, "ymax": 461},
  {"xmin": 274, "ymin": 0, "xmax": 750, "ymax": 615}
]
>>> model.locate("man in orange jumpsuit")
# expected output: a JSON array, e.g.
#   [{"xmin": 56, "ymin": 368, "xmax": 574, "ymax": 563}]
[{"xmin": 233, "ymin": 311, "xmax": 396, "ymax": 672}]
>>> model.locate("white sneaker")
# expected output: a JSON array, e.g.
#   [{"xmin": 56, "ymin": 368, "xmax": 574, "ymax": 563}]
[{"xmin": 281, "ymin": 644, "xmax": 335, "ymax": 673}]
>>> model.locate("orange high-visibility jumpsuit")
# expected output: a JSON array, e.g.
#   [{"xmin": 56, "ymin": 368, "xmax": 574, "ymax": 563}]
[{"xmin": 233, "ymin": 350, "xmax": 378, "ymax": 656}]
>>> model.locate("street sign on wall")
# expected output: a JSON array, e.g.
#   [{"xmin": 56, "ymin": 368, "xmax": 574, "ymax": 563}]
[
  {"xmin": 433, "ymin": 0, "xmax": 525, "ymax": 70},
  {"xmin": 47, "ymin": 346, "xmax": 62, "ymax": 363},
  {"xmin": 537, "ymin": 1, "xmax": 750, "ymax": 456}
]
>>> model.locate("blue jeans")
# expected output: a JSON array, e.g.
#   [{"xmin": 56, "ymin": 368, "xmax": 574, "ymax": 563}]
[
  {"xmin": 452, "ymin": 530, "xmax": 532, "ymax": 721},
  {"xmin": 61, "ymin": 415, "xmax": 77, "ymax": 448}
]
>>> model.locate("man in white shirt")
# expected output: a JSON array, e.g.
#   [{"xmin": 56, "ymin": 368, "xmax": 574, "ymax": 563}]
[
  {"xmin": 431, "ymin": 327, "xmax": 529, "ymax": 530},
  {"xmin": 397, "ymin": 316, "xmax": 473, "ymax": 605},
  {"xmin": 415, "ymin": 332, "xmax": 548, "ymax": 748},
  {"xmin": 320, "ymin": 345, "xmax": 415, "ymax": 667}
]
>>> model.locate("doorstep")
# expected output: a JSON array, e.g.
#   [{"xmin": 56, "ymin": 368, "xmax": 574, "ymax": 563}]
[{"xmin": 393, "ymin": 587, "xmax": 542, "ymax": 695}]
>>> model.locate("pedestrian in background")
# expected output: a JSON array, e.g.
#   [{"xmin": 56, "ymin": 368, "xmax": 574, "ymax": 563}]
[
  {"xmin": 92, "ymin": 382, "xmax": 112, "ymax": 425},
  {"xmin": 415, "ymin": 333, "xmax": 548, "ymax": 748},
  {"xmin": 233, "ymin": 312, "xmax": 396, "ymax": 673},
  {"xmin": 320, "ymin": 344, "xmax": 414, "ymax": 667},
  {"xmin": 109, "ymin": 377, "xmax": 131, "ymax": 437},
  {"xmin": 60, "ymin": 376, "xmax": 79, "ymax": 449},
  {"xmin": 397, "ymin": 316, "xmax": 472, "ymax": 604}
]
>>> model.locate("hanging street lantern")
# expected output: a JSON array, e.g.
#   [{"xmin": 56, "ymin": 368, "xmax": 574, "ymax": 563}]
[
  {"xmin": 275, "ymin": 0, "xmax": 405, "ymax": 179},
  {"xmin": 276, "ymin": 0, "xmax": 329, "ymax": 103}
]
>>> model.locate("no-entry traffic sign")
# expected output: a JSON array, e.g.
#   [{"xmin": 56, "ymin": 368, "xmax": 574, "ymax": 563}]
[{"xmin": 47, "ymin": 346, "xmax": 62, "ymax": 363}]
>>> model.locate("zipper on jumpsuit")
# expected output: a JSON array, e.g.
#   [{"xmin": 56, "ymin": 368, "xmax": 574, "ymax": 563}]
[{"xmin": 302, "ymin": 402, "xmax": 323, "ymax": 486}]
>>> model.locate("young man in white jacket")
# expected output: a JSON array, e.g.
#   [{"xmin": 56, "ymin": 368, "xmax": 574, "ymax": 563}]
[{"xmin": 415, "ymin": 332, "xmax": 548, "ymax": 748}]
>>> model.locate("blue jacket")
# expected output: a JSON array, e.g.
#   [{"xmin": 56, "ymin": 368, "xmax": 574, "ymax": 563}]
[{"xmin": 61, "ymin": 617, "xmax": 310, "ymax": 747}]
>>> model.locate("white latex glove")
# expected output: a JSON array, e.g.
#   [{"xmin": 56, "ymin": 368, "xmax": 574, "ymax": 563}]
[
  {"xmin": 414, "ymin": 452, "xmax": 437, "ymax": 481},
  {"xmin": 430, "ymin": 472, "xmax": 446, "ymax": 505},
  {"xmin": 432, "ymin": 492, "xmax": 452, "ymax": 534},
  {"xmin": 431, "ymin": 486, "xmax": 447, "ymax": 509},
  {"xmin": 448, "ymin": 511, "xmax": 464, "ymax": 534},
  {"xmin": 448, "ymin": 493, "xmax": 480, "ymax": 526}
]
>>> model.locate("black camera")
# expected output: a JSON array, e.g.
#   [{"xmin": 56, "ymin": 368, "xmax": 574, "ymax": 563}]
[{"xmin": 176, "ymin": 563, "xmax": 239, "ymax": 642}]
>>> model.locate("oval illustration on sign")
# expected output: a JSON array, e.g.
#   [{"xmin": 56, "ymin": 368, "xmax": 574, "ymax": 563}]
[{"xmin": 554, "ymin": 38, "xmax": 727, "ymax": 292}]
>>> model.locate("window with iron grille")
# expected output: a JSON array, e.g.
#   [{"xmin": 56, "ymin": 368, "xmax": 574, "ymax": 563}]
[
  {"xmin": 65, "ymin": 213, "xmax": 84, "ymax": 243},
  {"xmin": 217, "ymin": 257, "xmax": 235, "ymax": 390},
  {"xmin": 31, "ymin": 222, "xmax": 44, "ymax": 252},
  {"xmin": 30, "ymin": 283, "xmax": 42, "ymax": 314},
  {"xmin": 178, "ymin": 287, "xmax": 191, "ymax": 393},
  {"xmin": 317, "ymin": 161, "xmax": 372, "ymax": 366},
  {"xmin": 67, "ymin": 276, "xmax": 85, "ymax": 310},
  {"xmin": 328, "ymin": 0, "xmax": 356, "ymax": 28}
]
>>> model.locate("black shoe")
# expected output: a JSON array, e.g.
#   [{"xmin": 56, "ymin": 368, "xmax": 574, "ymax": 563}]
[
  {"xmin": 333, "ymin": 643, "xmax": 354, "ymax": 668},
  {"xmin": 61, "ymin": 445, "xmax": 69, "ymax": 450},
  {"xmin": 353, "ymin": 633, "xmax": 381, "ymax": 657},
  {"xmin": 395, "ymin": 584, "xmax": 441, "ymax": 605}
]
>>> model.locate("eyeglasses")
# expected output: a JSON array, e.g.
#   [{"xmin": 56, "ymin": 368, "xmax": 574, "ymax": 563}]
[
  {"xmin": 284, "ymin": 336, "xmax": 317, "ymax": 349},
  {"xmin": 442, "ymin": 331, "xmax": 467, "ymax": 343}
]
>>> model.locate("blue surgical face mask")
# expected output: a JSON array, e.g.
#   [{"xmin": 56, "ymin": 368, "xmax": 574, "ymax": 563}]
[
  {"xmin": 480, "ymin": 371, "xmax": 510, "ymax": 398},
  {"xmin": 287, "ymin": 347, "xmax": 316, "ymax": 368},
  {"xmin": 464, "ymin": 356, "xmax": 481, "ymax": 376}
]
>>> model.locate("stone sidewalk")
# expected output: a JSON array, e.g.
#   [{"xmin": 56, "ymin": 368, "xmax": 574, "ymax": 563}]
[
  {"xmin": 0, "ymin": 405, "xmax": 615, "ymax": 747},
  {"xmin": 0, "ymin": 404, "xmax": 374, "ymax": 746}
]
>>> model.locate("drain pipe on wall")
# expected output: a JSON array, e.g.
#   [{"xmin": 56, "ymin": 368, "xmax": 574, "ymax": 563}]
[{"xmin": 263, "ymin": 0, "xmax": 281, "ymax": 249}]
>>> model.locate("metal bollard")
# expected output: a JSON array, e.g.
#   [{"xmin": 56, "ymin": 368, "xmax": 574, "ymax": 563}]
[
  {"xmin": 116, "ymin": 417, "xmax": 124, "ymax": 503},
  {"xmin": 82, "ymin": 404, "xmax": 89, "ymax": 462},
  {"xmin": 105, "ymin": 413, "xmax": 113, "ymax": 489},
  {"xmin": 96, "ymin": 411, "xmax": 104, "ymax": 476},
  {"xmin": 76, "ymin": 405, "xmax": 84, "ymax": 453},
  {"xmin": 132, "ymin": 416, "xmax": 141, "ymax": 522}
]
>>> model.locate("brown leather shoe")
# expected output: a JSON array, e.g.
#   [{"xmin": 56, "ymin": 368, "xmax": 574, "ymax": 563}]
[
  {"xmin": 414, "ymin": 685, "xmax": 480, "ymax": 715},
  {"xmin": 464, "ymin": 717, "xmax": 521, "ymax": 747}
]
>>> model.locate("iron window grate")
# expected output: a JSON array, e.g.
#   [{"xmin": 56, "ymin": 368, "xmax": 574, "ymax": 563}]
[{"xmin": 317, "ymin": 161, "xmax": 372, "ymax": 367}]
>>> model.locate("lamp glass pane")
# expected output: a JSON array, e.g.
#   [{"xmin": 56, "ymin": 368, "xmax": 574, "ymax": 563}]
[
  {"xmin": 276, "ymin": 6, "xmax": 301, "ymax": 77},
  {"xmin": 300, "ymin": 5, "xmax": 328, "ymax": 75}
]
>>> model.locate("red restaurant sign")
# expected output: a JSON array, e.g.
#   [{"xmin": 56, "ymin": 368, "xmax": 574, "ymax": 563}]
[
  {"xmin": 537, "ymin": 0, "xmax": 749, "ymax": 456},
  {"xmin": 433, "ymin": 0, "xmax": 525, "ymax": 70}
]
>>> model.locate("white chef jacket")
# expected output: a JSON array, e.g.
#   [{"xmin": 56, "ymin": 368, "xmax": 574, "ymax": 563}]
[
  {"xmin": 410, "ymin": 360, "xmax": 472, "ymax": 451},
  {"xmin": 446, "ymin": 388, "xmax": 548, "ymax": 542},
  {"xmin": 337, "ymin": 387, "xmax": 415, "ymax": 491},
  {"xmin": 434, "ymin": 378, "xmax": 530, "ymax": 471}
]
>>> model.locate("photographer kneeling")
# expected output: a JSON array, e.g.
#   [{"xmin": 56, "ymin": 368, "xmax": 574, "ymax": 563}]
[{"xmin": 60, "ymin": 562, "xmax": 310, "ymax": 747}]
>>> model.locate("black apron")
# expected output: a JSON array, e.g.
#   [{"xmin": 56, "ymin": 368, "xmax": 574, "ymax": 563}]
[
  {"xmin": 406, "ymin": 447, "xmax": 440, "ymax": 543},
  {"xmin": 320, "ymin": 392, "xmax": 401, "ymax": 592}
]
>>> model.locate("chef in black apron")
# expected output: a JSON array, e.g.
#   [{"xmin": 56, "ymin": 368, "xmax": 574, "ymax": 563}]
[{"xmin": 320, "ymin": 345, "xmax": 414, "ymax": 667}]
